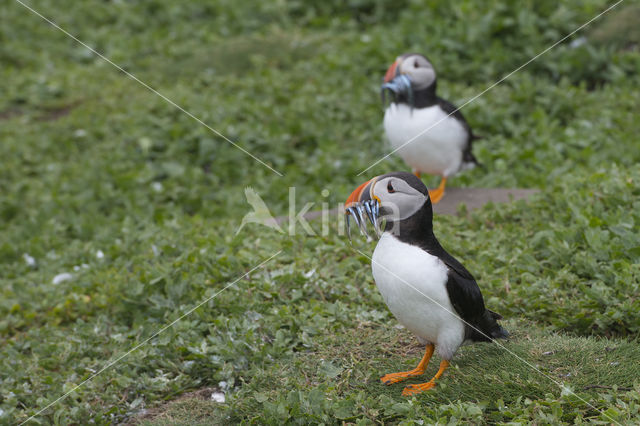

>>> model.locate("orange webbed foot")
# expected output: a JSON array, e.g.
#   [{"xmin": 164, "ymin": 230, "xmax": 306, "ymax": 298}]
[
  {"xmin": 381, "ymin": 369, "xmax": 423, "ymax": 385},
  {"xmin": 428, "ymin": 177, "xmax": 447, "ymax": 204},
  {"xmin": 428, "ymin": 188, "xmax": 444, "ymax": 204},
  {"xmin": 401, "ymin": 359, "xmax": 450, "ymax": 397},
  {"xmin": 380, "ymin": 344, "xmax": 434, "ymax": 386},
  {"xmin": 402, "ymin": 381, "xmax": 436, "ymax": 396}
]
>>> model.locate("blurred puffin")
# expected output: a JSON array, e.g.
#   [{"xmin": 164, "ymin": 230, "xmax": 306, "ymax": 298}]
[
  {"xmin": 345, "ymin": 172, "xmax": 507, "ymax": 396},
  {"xmin": 382, "ymin": 53, "xmax": 480, "ymax": 203}
]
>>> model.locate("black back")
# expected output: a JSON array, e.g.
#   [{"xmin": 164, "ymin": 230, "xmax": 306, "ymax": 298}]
[{"xmin": 388, "ymin": 192, "xmax": 507, "ymax": 342}]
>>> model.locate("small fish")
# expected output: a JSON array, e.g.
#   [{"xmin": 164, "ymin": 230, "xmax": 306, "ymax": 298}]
[{"xmin": 345, "ymin": 199, "xmax": 381, "ymax": 242}]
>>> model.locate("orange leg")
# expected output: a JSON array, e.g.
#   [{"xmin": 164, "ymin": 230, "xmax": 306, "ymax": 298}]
[
  {"xmin": 402, "ymin": 359, "xmax": 450, "ymax": 396},
  {"xmin": 428, "ymin": 177, "xmax": 447, "ymax": 204},
  {"xmin": 413, "ymin": 170, "xmax": 421, "ymax": 178},
  {"xmin": 381, "ymin": 344, "xmax": 434, "ymax": 385}
]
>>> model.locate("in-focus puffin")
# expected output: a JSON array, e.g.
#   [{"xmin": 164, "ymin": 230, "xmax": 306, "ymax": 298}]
[
  {"xmin": 381, "ymin": 53, "xmax": 481, "ymax": 203},
  {"xmin": 345, "ymin": 172, "xmax": 507, "ymax": 396}
]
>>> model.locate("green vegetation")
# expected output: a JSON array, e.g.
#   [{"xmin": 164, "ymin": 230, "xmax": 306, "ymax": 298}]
[
  {"xmin": 141, "ymin": 321, "xmax": 640, "ymax": 424},
  {"xmin": 1, "ymin": 0, "xmax": 639, "ymax": 423}
]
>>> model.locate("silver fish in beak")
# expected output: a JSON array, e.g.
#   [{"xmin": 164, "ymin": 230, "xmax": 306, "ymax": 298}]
[
  {"xmin": 345, "ymin": 178, "xmax": 382, "ymax": 241},
  {"xmin": 381, "ymin": 74, "xmax": 413, "ymax": 108},
  {"xmin": 381, "ymin": 56, "xmax": 414, "ymax": 109}
]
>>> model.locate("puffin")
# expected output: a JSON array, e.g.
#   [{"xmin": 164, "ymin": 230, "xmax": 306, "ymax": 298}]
[
  {"xmin": 381, "ymin": 53, "xmax": 481, "ymax": 203},
  {"xmin": 344, "ymin": 171, "xmax": 507, "ymax": 396}
]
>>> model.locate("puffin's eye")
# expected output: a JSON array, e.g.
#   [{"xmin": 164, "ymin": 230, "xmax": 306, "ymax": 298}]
[
  {"xmin": 414, "ymin": 59, "xmax": 419, "ymax": 68},
  {"xmin": 387, "ymin": 181, "xmax": 395, "ymax": 193}
]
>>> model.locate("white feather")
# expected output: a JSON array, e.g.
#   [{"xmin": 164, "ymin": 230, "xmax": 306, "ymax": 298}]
[
  {"xmin": 383, "ymin": 103, "xmax": 468, "ymax": 177},
  {"xmin": 371, "ymin": 232, "xmax": 465, "ymax": 360}
]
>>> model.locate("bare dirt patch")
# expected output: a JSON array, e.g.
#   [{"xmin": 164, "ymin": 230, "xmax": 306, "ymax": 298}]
[{"xmin": 126, "ymin": 387, "xmax": 222, "ymax": 425}]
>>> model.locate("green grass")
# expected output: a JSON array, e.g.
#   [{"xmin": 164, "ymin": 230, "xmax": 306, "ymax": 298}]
[
  {"xmin": 1, "ymin": 0, "xmax": 640, "ymax": 423},
  {"xmin": 139, "ymin": 320, "xmax": 640, "ymax": 424}
]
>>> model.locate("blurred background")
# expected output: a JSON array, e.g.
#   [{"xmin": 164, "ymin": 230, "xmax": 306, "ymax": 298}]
[{"xmin": 1, "ymin": 0, "xmax": 639, "ymax": 423}]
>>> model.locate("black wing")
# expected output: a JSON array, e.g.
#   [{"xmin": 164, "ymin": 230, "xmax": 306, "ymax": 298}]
[
  {"xmin": 438, "ymin": 250, "xmax": 486, "ymax": 324},
  {"xmin": 435, "ymin": 248, "xmax": 508, "ymax": 341},
  {"xmin": 436, "ymin": 97, "xmax": 473, "ymax": 137}
]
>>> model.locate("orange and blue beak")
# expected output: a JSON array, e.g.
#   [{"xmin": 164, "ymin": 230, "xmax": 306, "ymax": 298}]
[
  {"xmin": 383, "ymin": 58, "xmax": 401, "ymax": 83},
  {"xmin": 345, "ymin": 178, "xmax": 380, "ymax": 240},
  {"xmin": 381, "ymin": 58, "xmax": 413, "ymax": 107}
]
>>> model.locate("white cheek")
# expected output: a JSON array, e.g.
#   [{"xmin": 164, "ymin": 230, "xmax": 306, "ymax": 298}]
[
  {"xmin": 380, "ymin": 195, "xmax": 426, "ymax": 221},
  {"xmin": 397, "ymin": 196, "xmax": 426, "ymax": 219}
]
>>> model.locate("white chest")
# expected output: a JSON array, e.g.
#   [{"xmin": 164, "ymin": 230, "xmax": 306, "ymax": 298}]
[
  {"xmin": 383, "ymin": 103, "xmax": 468, "ymax": 177},
  {"xmin": 371, "ymin": 233, "xmax": 465, "ymax": 359}
]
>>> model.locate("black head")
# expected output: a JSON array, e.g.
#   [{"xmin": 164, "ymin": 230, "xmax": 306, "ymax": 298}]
[
  {"xmin": 381, "ymin": 53, "xmax": 438, "ymax": 108},
  {"xmin": 345, "ymin": 171, "xmax": 433, "ymax": 239},
  {"xmin": 383, "ymin": 53, "xmax": 437, "ymax": 90}
]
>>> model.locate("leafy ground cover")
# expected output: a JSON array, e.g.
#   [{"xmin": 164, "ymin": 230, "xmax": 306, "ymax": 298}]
[
  {"xmin": 1, "ymin": 0, "xmax": 639, "ymax": 423},
  {"xmin": 139, "ymin": 320, "xmax": 640, "ymax": 424}
]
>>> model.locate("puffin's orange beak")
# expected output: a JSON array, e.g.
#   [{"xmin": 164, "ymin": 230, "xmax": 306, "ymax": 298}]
[
  {"xmin": 383, "ymin": 58, "xmax": 400, "ymax": 83},
  {"xmin": 345, "ymin": 178, "xmax": 380, "ymax": 240},
  {"xmin": 345, "ymin": 179, "xmax": 372, "ymax": 209}
]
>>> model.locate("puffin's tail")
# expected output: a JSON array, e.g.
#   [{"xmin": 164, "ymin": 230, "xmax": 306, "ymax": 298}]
[
  {"xmin": 462, "ymin": 132, "xmax": 486, "ymax": 170},
  {"xmin": 468, "ymin": 309, "xmax": 509, "ymax": 342},
  {"xmin": 487, "ymin": 310, "xmax": 509, "ymax": 339},
  {"xmin": 462, "ymin": 144, "xmax": 484, "ymax": 170}
]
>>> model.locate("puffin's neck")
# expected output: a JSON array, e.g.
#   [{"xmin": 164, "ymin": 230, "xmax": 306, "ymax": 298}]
[
  {"xmin": 397, "ymin": 81, "xmax": 438, "ymax": 109},
  {"xmin": 386, "ymin": 201, "xmax": 440, "ymax": 250}
]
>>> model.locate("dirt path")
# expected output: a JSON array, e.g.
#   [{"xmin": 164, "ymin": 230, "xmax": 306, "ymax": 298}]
[
  {"xmin": 276, "ymin": 188, "xmax": 539, "ymax": 224},
  {"xmin": 431, "ymin": 187, "xmax": 539, "ymax": 215}
]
